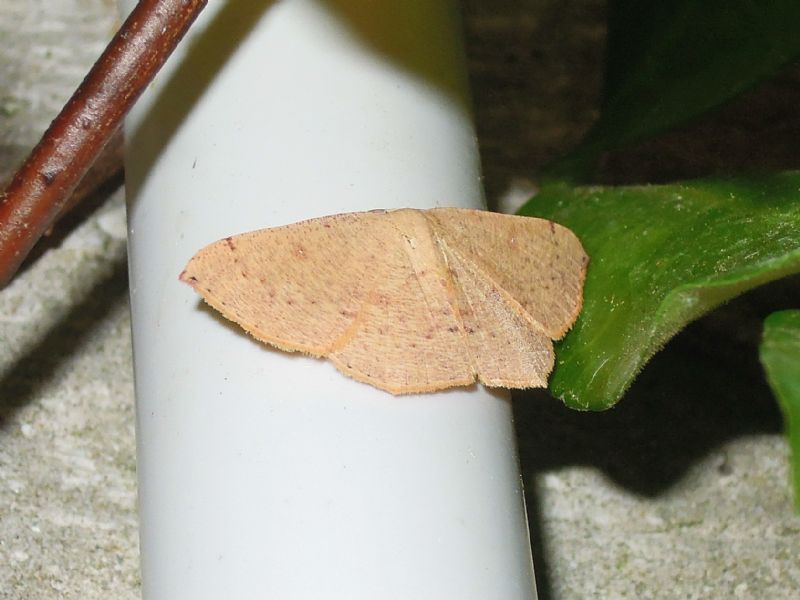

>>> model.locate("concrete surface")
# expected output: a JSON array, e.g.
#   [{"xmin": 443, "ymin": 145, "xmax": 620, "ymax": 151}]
[{"xmin": 1, "ymin": 1, "xmax": 799, "ymax": 598}]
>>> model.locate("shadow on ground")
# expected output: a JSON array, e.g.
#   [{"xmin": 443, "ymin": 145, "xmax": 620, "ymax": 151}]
[
  {"xmin": 514, "ymin": 275, "xmax": 798, "ymax": 598},
  {"xmin": 0, "ymin": 259, "xmax": 129, "ymax": 428}
]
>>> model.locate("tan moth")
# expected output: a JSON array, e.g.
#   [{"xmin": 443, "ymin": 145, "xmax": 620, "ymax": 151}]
[{"xmin": 180, "ymin": 208, "xmax": 588, "ymax": 394}]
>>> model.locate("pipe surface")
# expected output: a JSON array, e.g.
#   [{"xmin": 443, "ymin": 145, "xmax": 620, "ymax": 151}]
[{"xmin": 120, "ymin": 1, "xmax": 537, "ymax": 598}]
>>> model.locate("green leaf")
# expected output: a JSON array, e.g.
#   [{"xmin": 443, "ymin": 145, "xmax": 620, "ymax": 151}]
[
  {"xmin": 519, "ymin": 172, "xmax": 800, "ymax": 410},
  {"xmin": 547, "ymin": 0, "xmax": 800, "ymax": 180},
  {"xmin": 760, "ymin": 310, "xmax": 800, "ymax": 511}
]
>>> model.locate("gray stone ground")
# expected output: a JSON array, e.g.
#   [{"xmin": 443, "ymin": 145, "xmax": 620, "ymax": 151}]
[{"xmin": 1, "ymin": 1, "xmax": 799, "ymax": 598}]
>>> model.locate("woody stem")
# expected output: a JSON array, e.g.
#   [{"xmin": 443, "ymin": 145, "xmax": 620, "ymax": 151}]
[{"xmin": 0, "ymin": 0, "xmax": 207, "ymax": 288}]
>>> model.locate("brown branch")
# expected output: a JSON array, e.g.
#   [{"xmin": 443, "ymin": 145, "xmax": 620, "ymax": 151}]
[
  {"xmin": 0, "ymin": 132, "xmax": 124, "ymax": 227},
  {"xmin": 0, "ymin": 0, "xmax": 207, "ymax": 288},
  {"xmin": 57, "ymin": 130, "xmax": 125, "ymax": 221}
]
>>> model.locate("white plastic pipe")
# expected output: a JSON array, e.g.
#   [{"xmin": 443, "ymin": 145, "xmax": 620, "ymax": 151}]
[{"xmin": 120, "ymin": 1, "xmax": 537, "ymax": 598}]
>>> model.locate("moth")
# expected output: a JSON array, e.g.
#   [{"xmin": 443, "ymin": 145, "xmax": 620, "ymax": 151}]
[{"xmin": 180, "ymin": 208, "xmax": 588, "ymax": 394}]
